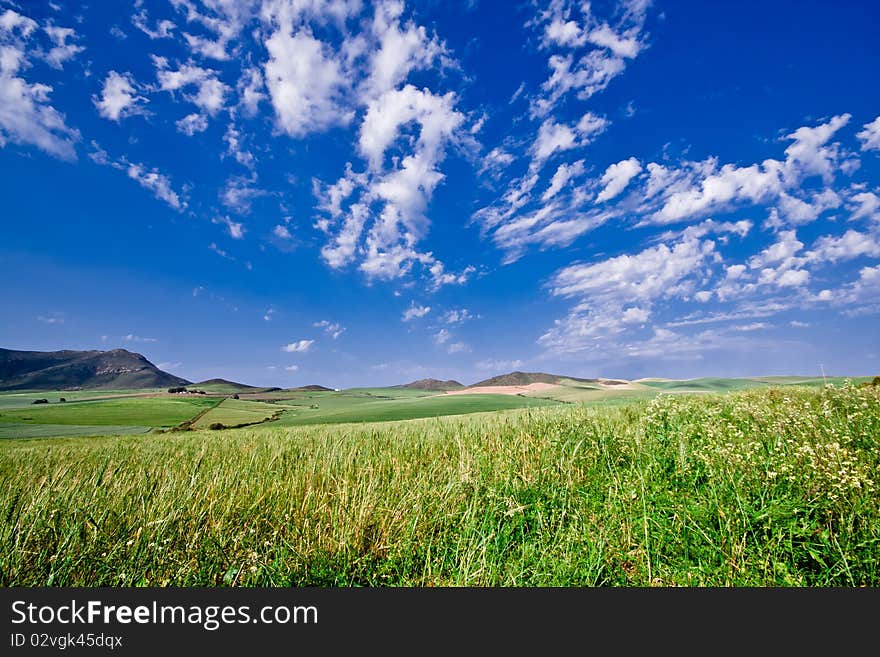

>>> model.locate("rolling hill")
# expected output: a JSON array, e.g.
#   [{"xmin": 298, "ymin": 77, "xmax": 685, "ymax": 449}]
[
  {"xmin": 0, "ymin": 348, "xmax": 190, "ymax": 391},
  {"xmin": 470, "ymin": 371, "xmax": 596, "ymax": 387},
  {"xmin": 393, "ymin": 378, "xmax": 465, "ymax": 391}
]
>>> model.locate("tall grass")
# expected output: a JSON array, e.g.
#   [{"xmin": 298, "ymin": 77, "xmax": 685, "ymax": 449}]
[{"xmin": 1, "ymin": 384, "xmax": 877, "ymax": 586}]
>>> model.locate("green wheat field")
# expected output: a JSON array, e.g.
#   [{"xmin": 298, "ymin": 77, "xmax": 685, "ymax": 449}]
[{"xmin": 1, "ymin": 382, "xmax": 878, "ymax": 586}]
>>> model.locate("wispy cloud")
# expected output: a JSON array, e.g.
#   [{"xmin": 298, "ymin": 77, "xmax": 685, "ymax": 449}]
[{"xmin": 281, "ymin": 340, "xmax": 314, "ymax": 353}]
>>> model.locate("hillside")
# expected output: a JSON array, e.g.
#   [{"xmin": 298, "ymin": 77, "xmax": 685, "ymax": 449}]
[
  {"xmin": 470, "ymin": 371, "xmax": 596, "ymax": 387},
  {"xmin": 289, "ymin": 384, "xmax": 335, "ymax": 392},
  {"xmin": 193, "ymin": 378, "xmax": 263, "ymax": 392},
  {"xmin": 394, "ymin": 378, "xmax": 465, "ymax": 391},
  {"xmin": 0, "ymin": 348, "xmax": 190, "ymax": 391}
]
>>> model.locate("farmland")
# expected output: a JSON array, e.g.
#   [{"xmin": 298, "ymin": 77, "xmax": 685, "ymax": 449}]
[{"xmin": 0, "ymin": 383, "xmax": 877, "ymax": 586}]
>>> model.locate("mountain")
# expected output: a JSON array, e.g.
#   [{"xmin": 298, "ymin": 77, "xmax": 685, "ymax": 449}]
[
  {"xmin": 469, "ymin": 371, "xmax": 597, "ymax": 387},
  {"xmin": 289, "ymin": 384, "xmax": 335, "ymax": 392},
  {"xmin": 394, "ymin": 378, "xmax": 465, "ymax": 391},
  {"xmin": 0, "ymin": 348, "xmax": 190, "ymax": 391}
]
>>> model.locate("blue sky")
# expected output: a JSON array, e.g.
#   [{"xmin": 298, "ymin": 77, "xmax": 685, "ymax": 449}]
[{"xmin": 2, "ymin": 0, "xmax": 879, "ymax": 387}]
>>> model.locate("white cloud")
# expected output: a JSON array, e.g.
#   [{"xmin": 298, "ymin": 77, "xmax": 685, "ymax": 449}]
[
  {"xmin": 273, "ymin": 224, "xmax": 292, "ymax": 239},
  {"xmin": 733, "ymin": 322, "xmax": 769, "ymax": 332},
  {"xmin": 313, "ymin": 319, "xmax": 345, "ymax": 339},
  {"xmin": 39, "ymin": 24, "xmax": 84, "ymax": 69},
  {"xmin": 446, "ymin": 341, "xmax": 470, "ymax": 354},
  {"xmin": 428, "ymin": 262, "xmax": 475, "ymax": 289},
  {"xmin": 649, "ymin": 115, "xmax": 852, "ymax": 226},
  {"xmin": 132, "ymin": 9, "xmax": 176, "ymax": 40},
  {"xmin": 123, "ymin": 162, "xmax": 184, "ymax": 210},
  {"xmin": 262, "ymin": 16, "xmax": 349, "ymax": 138},
  {"xmin": 221, "ymin": 174, "xmax": 267, "ymax": 214},
  {"xmin": 475, "ymin": 358, "xmax": 524, "ymax": 371},
  {"xmin": 123, "ymin": 334, "xmax": 158, "ymax": 343},
  {"xmin": 857, "ymin": 116, "xmax": 880, "ymax": 152},
  {"xmin": 0, "ymin": 13, "xmax": 80, "ymax": 160},
  {"xmin": 223, "ymin": 123, "xmax": 254, "ymax": 167},
  {"xmin": 544, "ymin": 19, "xmax": 585, "ymax": 48},
  {"xmin": 807, "ymin": 229, "xmax": 880, "ymax": 263},
  {"xmin": 531, "ymin": 113, "xmax": 608, "ymax": 166},
  {"xmin": 790, "ymin": 320, "xmax": 810, "ymax": 328},
  {"xmin": 849, "ymin": 191, "xmax": 880, "ymax": 222},
  {"xmin": 479, "ymin": 147, "xmax": 515, "ymax": 178},
  {"xmin": 539, "ymin": 233, "xmax": 717, "ymax": 355},
  {"xmin": 441, "ymin": 308, "xmax": 473, "ymax": 324},
  {"xmin": 94, "ymin": 71, "xmax": 148, "ymax": 122},
  {"xmin": 285, "ymin": 364, "xmax": 299, "ymax": 371},
  {"xmin": 543, "ymin": 160, "xmax": 585, "ymax": 201},
  {"xmin": 402, "ymin": 302, "xmax": 430, "ymax": 321},
  {"xmin": 155, "ymin": 60, "xmax": 229, "ymax": 116},
  {"xmin": 281, "ymin": 339, "xmax": 314, "ymax": 353},
  {"xmin": 213, "ymin": 215, "xmax": 245, "ymax": 239},
  {"xmin": 748, "ymin": 230, "xmax": 803, "ymax": 269},
  {"xmin": 157, "ymin": 361, "xmax": 182, "ymax": 370},
  {"xmin": 362, "ymin": 0, "xmax": 444, "ymax": 100},
  {"xmin": 176, "ymin": 112, "xmax": 208, "ymax": 135},
  {"xmin": 236, "ymin": 66, "xmax": 265, "ymax": 117},
  {"xmin": 433, "ymin": 328, "xmax": 450, "ymax": 344},
  {"xmin": 172, "ymin": 0, "xmax": 257, "ymax": 61},
  {"xmin": 36, "ymin": 312, "xmax": 64, "ymax": 324},
  {"xmin": 595, "ymin": 156, "xmax": 641, "ymax": 202},
  {"xmin": 359, "ymin": 85, "xmax": 461, "ymax": 171}
]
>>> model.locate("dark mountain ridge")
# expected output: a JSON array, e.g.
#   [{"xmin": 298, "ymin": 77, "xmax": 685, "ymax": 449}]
[{"xmin": 0, "ymin": 348, "xmax": 190, "ymax": 391}]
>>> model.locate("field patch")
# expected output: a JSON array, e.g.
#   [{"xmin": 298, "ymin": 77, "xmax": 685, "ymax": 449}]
[
  {"xmin": 274, "ymin": 392, "xmax": 559, "ymax": 425},
  {"xmin": 0, "ymin": 424, "xmax": 152, "ymax": 440},
  {"xmin": 0, "ymin": 396, "xmax": 218, "ymax": 429},
  {"xmin": 444, "ymin": 382, "xmax": 562, "ymax": 396},
  {"xmin": 190, "ymin": 398, "xmax": 281, "ymax": 429}
]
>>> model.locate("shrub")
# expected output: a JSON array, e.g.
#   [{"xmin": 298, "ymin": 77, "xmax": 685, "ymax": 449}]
[
  {"xmin": 59, "ymin": 398, "xmax": 66, "ymax": 403},
  {"xmin": 32, "ymin": 399, "xmax": 48, "ymax": 404},
  {"xmin": 232, "ymin": 394, "xmax": 239, "ymax": 399},
  {"xmin": 167, "ymin": 387, "xmax": 188, "ymax": 394},
  {"xmin": 209, "ymin": 423, "xmax": 225, "ymax": 430}
]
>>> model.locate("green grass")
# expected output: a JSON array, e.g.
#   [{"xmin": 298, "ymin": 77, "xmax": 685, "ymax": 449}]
[
  {"xmin": 0, "ymin": 424, "xmax": 152, "ymax": 440},
  {"xmin": 1, "ymin": 383, "xmax": 877, "ymax": 586},
  {"xmin": 191, "ymin": 398, "xmax": 281, "ymax": 429},
  {"xmin": 272, "ymin": 392, "xmax": 559, "ymax": 425},
  {"xmin": 0, "ymin": 396, "xmax": 219, "ymax": 428},
  {"xmin": 0, "ymin": 389, "xmax": 165, "ymax": 410},
  {"xmin": 638, "ymin": 376, "xmax": 871, "ymax": 392}
]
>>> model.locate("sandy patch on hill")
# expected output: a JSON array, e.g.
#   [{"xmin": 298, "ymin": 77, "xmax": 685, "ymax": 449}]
[{"xmin": 444, "ymin": 382, "xmax": 562, "ymax": 396}]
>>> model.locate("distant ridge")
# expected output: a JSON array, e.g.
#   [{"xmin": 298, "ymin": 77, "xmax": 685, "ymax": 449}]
[
  {"xmin": 289, "ymin": 384, "xmax": 334, "ymax": 392},
  {"xmin": 0, "ymin": 348, "xmax": 190, "ymax": 391},
  {"xmin": 394, "ymin": 378, "xmax": 465, "ymax": 391},
  {"xmin": 470, "ymin": 371, "xmax": 597, "ymax": 387},
  {"xmin": 194, "ymin": 378, "xmax": 262, "ymax": 390}
]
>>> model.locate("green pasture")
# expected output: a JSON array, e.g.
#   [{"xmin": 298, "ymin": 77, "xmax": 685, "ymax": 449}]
[
  {"xmin": 0, "ymin": 396, "xmax": 218, "ymax": 428},
  {"xmin": 272, "ymin": 392, "xmax": 560, "ymax": 425}
]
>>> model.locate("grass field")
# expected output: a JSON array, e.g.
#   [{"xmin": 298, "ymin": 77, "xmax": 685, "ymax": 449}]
[
  {"xmin": 190, "ymin": 398, "xmax": 281, "ymax": 429},
  {"xmin": 0, "ymin": 396, "xmax": 218, "ymax": 429},
  {"xmin": 0, "ymin": 424, "xmax": 152, "ymax": 440},
  {"xmin": 1, "ymin": 383, "xmax": 877, "ymax": 586},
  {"xmin": 0, "ymin": 389, "xmax": 167, "ymax": 410},
  {"xmin": 272, "ymin": 392, "xmax": 559, "ymax": 425}
]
